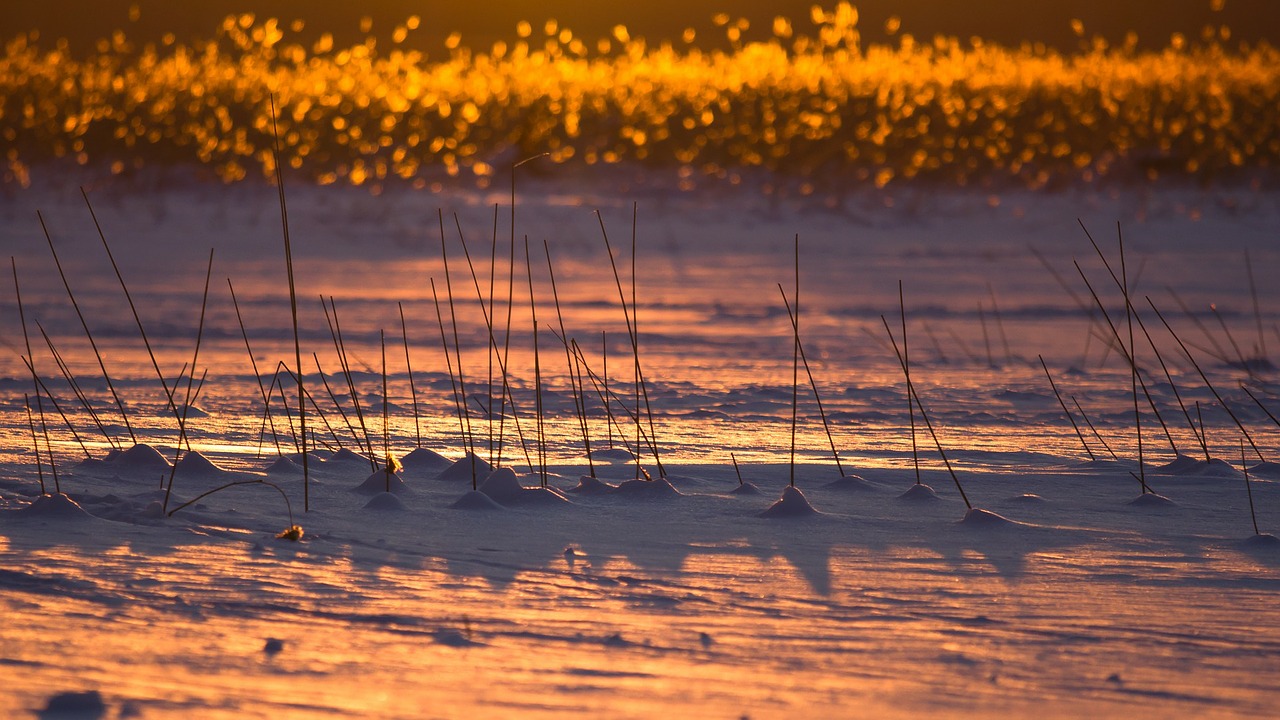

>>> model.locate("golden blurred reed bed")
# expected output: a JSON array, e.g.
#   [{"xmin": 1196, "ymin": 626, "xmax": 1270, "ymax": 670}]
[{"xmin": 2, "ymin": 2, "xmax": 1277, "ymax": 197}]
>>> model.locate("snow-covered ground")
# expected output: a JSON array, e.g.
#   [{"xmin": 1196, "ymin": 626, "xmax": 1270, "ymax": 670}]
[{"xmin": 2, "ymin": 171, "xmax": 1279, "ymax": 718}]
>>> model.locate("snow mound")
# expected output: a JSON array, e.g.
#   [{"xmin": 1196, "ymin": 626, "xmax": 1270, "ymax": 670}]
[
  {"xmin": 20, "ymin": 493, "xmax": 94, "ymax": 519},
  {"xmin": 758, "ymin": 485, "xmax": 817, "ymax": 518},
  {"xmin": 437, "ymin": 453, "xmax": 494, "ymax": 482},
  {"xmin": 1005, "ymin": 493, "xmax": 1046, "ymax": 504},
  {"xmin": 265, "ymin": 456, "xmax": 301, "ymax": 474},
  {"xmin": 326, "ymin": 448, "xmax": 368, "ymax": 465},
  {"xmin": 352, "ymin": 470, "xmax": 408, "ymax": 495},
  {"xmin": 176, "ymin": 404, "xmax": 209, "ymax": 418},
  {"xmin": 1156, "ymin": 454, "xmax": 1239, "ymax": 477},
  {"xmin": 479, "ymin": 468, "xmax": 571, "ymax": 505},
  {"xmin": 568, "ymin": 475, "xmax": 617, "ymax": 493},
  {"xmin": 730, "ymin": 482, "xmax": 761, "ymax": 495},
  {"xmin": 363, "ymin": 492, "xmax": 407, "ymax": 511},
  {"xmin": 591, "ymin": 447, "xmax": 639, "ymax": 462},
  {"xmin": 107, "ymin": 443, "xmax": 171, "ymax": 472},
  {"xmin": 611, "ymin": 476, "xmax": 682, "ymax": 498},
  {"xmin": 174, "ymin": 451, "xmax": 228, "ymax": 477},
  {"xmin": 1246, "ymin": 461, "xmax": 1280, "ymax": 479},
  {"xmin": 958, "ymin": 508, "xmax": 1018, "ymax": 527},
  {"xmin": 898, "ymin": 483, "xmax": 939, "ymax": 501},
  {"xmin": 402, "ymin": 447, "xmax": 451, "ymax": 471},
  {"xmin": 450, "ymin": 490, "xmax": 504, "ymax": 511},
  {"xmin": 822, "ymin": 474, "xmax": 876, "ymax": 491},
  {"xmin": 40, "ymin": 689, "xmax": 107, "ymax": 718},
  {"xmin": 1128, "ymin": 492, "xmax": 1176, "ymax": 507},
  {"xmin": 1243, "ymin": 533, "xmax": 1279, "ymax": 547}
]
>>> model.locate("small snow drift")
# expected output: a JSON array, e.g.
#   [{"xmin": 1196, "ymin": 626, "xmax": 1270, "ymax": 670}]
[
  {"xmin": 611, "ymin": 475, "xmax": 682, "ymax": 498},
  {"xmin": 107, "ymin": 443, "xmax": 171, "ymax": 472},
  {"xmin": 1127, "ymin": 492, "xmax": 1176, "ymax": 507},
  {"xmin": 176, "ymin": 404, "xmax": 209, "ymax": 418},
  {"xmin": 450, "ymin": 490, "xmax": 504, "ymax": 510},
  {"xmin": 568, "ymin": 475, "xmax": 616, "ymax": 493},
  {"xmin": 265, "ymin": 456, "xmax": 301, "ymax": 474},
  {"xmin": 326, "ymin": 448, "xmax": 367, "ymax": 466},
  {"xmin": 822, "ymin": 474, "xmax": 876, "ymax": 491},
  {"xmin": 1247, "ymin": 461, "xmax": 1280, "ymax": 479},
  {"xmin": 898, "ymin": 483, "xmax": 938, "ymax": 501},
  {"xmin": 352, "ymin": 470, "xmax": 408, "ymax": 495},
  {"xmin": 174, "ymin": 451, "xmax": 228, "ymax": 478},
  {"xmin": 437, "ymin": 453, "xmax": 495, "ymax": 482},
  {"xmin": 758, "ymin": 485, "xmax": 818, "ymax": 518},
  {"xmin": 363, "ymin": 491, "xmax": 407, "ymax": 511},
  {"xmin": 1004, "ymin": 493, "xmax": 1046, "ymax": 504},
  {"xmin": 401, "ymin": 447, "xmax": 450, "ymax": 472},
  {"xmin": 39, "ymin": 689, "xmax": 106, "ymax": 719},
  {"xmin": 957, "ymin": 508, "xmax": 1018, "ymax": 527},
  {"xmin": 1156, "ymin": 454, "xmax": 1238, "ymax": 478},
  {"xmin": 1242, "ymin": 533, "xmax": 1279, "ymax": 548},
  {"xmin": 479, "ymin": 468, "xmax": 570, "ymax": 506},
  {"xmin": 591, "ymin": 447, "xmax": 638, "ymax": 463},
  {"xmin": 20, "ymin": 493, "xmax": 94, "ymax": 520},
  {"xmin": 730, "ymin": 482, "xmax": 761, "ymax": 495}
]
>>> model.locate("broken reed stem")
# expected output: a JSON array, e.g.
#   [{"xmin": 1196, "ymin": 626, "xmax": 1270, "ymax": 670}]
[
  {"xmin": 33, "ymin": 391, "xmax": 60, "ymax": 494},
  {"xmin": 901, "ymin": 282, "xmax": 922, "ymax": 484},
  {"xmin": 603, "ymin": 331, "xmax": 612, "ymax": 448},
  {"xmin": 324, "ymin": 296, "xmax": 375, "ymax": 469},
  {"xmin": 38, "ymin": 211, "xmax": 136, "ymax": 445},
  {"xmin": 21, "ymin": 356, "xmax": 92, "ymax": 459},
  {"xmin": 544, "ymin": 238, "xmax": 594, "ymax": 478},
  {"xmin": 569, "ymin": 337, "xmax": 639, "ymax": 459},
  {"xmin": 1148, "ymin": 298, "xmax": 1268, "ymax": 463},
  {"xmin": 313, "ymin": 353, "xmax": 361, "ymax": 449},
  {"xmin": 229, "ymin": 278, "xmax": 284, "ymax": 457},
  {"xmin": 163, "ymin": 368, "xmax": 207, "ymax": 513},
  {"xmin": 167, "ymin": 479, "xmax": 295, "ymax": 528},
  {"xmin": 988, "ymin": 283, "xmax": 1013, "ymax": 365},
  {"xmin": 881, "ymin": 315, "xmax": 972, "ymax": 509},
  {"xmin": 731, "ymin": 452, "xmax": 744, "ymax": 486},
  {"xmin": 790, "ymin": 235, "xmax": 799, "ymax": 488},
  {"xmin": 1074, "ymin": 260, "xmax": 1175, "ymax": 489},
  {"xmin": 82, "ymin": 187, "xmax": 181, "ymax": 421},
  {"xmin": 1210, "ymin": 304, "xmax": 1253, "ymax": 377},
  {"xmin": 977, "ymin": 301, "xmax": 995, "ymax": 367},
  {"xmin": 778, "ymin": 284, "xmax": 845, "ymax": 477},
  {"xmin": 268, "ymin": 364, "xmax": 300, "ymax": 453},
  {"xmin": 1167, "ymin": 286, "xmax": 1232, "ymax": 365},
  {"xmin": 269, "ymin": 93, "xmax": 309, "ymax": 511},
  {"xmin": 452, "ymin": 213, "xmax": 497, "ymax": 463},
  {"xmin": 398, "ymin": 303, "xmax": 422, "ymax": 448},
  {"xmin": 488, "ymin": 205, "xmax": 499, "ymax": 461},
  {"xmin": 1133, "ymin": 303, "xmax": 1210, "ymax": 460},
  {"xmin": 1072, "ymin": 395, "xmax": 1120, "ymax": 461},
  {"xmin": 1241, "ymin": 438, "xmax": 1261, "ymax": 535},
  {"xmin": 438, "ymin": 211, "xmax": 477, "ymax": 485},
  {"xmin": 11, "ymin": 257, "xmax": 68, "ymax": 470},
  {"xmin": 277, "ymin": 364, "xmax": 344, "ymax": 451},
  {"xmin": 1241, "ymin": 384, "xmax": 1280, "ymax": 433},
  {"xmin": 451, "ymin": 217, "xmax": 537, "ymax": 475},
  {"xmin": 570, "ymin": 344, "xmax": 595, "ymax": 476},
  {"xmin": 382, "ymin": 329, "xmax": 391, "ymax": 493},
  {"xmin": 524, "ymin": 238, "xmax": 547, "ymax": 485},
  {"xmin": 596, "ymin": 209, "xmax": 665, "ymax": 479},
  {"xmin": 32, "ymin": 325, "xmax": 106, "ymax": 453},
  {"xmin": 23, "ymin": 394, "xmax": 46, "ymax": 494},
  {"xmin": 163, "ymin": 249, "xmax": 214, "ymax": 514},
  {"xmin": 1246, "ymin": 249, "xmax": 1267, "ymax": 363},
  {"xmin": 1039, "ymin": 355, "xmax": 1095, "ymax": 461},
  {"xmin": 431, "ymin": 278, "xmax": 471, "ymax": 487}
]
